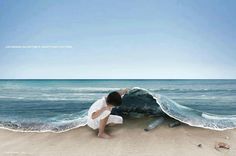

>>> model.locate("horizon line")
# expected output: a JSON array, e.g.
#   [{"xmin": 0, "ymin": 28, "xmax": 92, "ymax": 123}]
[{"xmin": 0, "ymin": 78, "xmax": 236, "ymax": 80}]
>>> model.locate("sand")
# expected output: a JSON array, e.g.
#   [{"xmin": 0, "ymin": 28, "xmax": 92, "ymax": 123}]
[{"xmin": 0, "ymin": 118, "xmax": 235, "ymax": 156}]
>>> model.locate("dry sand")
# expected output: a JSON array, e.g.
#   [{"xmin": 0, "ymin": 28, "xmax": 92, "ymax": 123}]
[{"xmin": 0, "ymin": 118, "xmax": 235, "ymax": 156}]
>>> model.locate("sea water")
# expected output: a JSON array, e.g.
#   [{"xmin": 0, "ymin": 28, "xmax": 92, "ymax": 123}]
[{"xmin": 0, "ymin": 79, "xmax": 235, "ymax": 132}]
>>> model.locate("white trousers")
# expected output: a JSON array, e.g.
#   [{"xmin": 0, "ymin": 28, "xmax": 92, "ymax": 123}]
[{"xmin": 87, "ymin": 110, "xmax": 123, "ymax": 130}]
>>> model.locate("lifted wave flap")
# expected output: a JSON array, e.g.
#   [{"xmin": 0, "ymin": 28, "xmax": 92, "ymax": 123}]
[{"xmin": 130, "ymin": 88, "xmax": 236, "ymax": 130}]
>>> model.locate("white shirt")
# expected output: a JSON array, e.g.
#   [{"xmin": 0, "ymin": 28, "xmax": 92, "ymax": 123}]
[{"xmin": 88, "ymin": 97, "xmax": 108, "ymax": 119}]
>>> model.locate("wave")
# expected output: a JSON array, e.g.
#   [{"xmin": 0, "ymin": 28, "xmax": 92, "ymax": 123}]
[
  {"xmin": 0, "ymin": 111, "xmax": 88, "ymax": 133},
  {"xmin": 141, "ymin": 88, "xmax": 236, "ymax": 131},
  {"xmin": 3, "ymin": 85, "xmax": 236, "ymax": 94},
  {"xmin": 0, "ymin": 121, "xmax": 87, "ymax": 133},
  {"xmin": 150, "ymin": 88, "xmax": 236, "ymax": 92},
  {"xmin": 1, "ymin": 86, "xmax": 121, "ymax": 93},
  {"xmin": 0, "ymin": 96, "xmax": 97, "ymax": 101},
  {"xmin": 0, "ymin": 87, "xmax": 120, "ymax": 101}
]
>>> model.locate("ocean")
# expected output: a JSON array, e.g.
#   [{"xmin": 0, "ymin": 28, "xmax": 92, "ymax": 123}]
[{"xmin": 0, "ymin": 79, "xmax": 236, "ymax": 132}]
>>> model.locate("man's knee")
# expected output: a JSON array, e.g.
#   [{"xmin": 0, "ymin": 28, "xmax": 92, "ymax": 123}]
[
  {"xmin": 108, "ymin": 115, "xmax": 123, "ymax": 124},
  {"xmin": 100, "ymin": 115, "xmax": 109, "ymax": 123},
  {"xmin": 117, "ymin": 116, "xmax": 123, "ymax": 124}
]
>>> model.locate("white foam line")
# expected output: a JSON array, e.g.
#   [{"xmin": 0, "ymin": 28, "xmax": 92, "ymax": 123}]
[{"xmin": 0, "ymin": 123, "xmax": 88, "ymax": 133}]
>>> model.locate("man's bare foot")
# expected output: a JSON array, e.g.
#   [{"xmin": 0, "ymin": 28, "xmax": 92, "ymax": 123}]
[{"xmin": 98, "ymin": 132, "xmax": 111, "ymax": 139}]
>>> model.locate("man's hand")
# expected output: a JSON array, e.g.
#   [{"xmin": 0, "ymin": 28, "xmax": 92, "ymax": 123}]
[
  {"xmin": 123, "ymin": 88, "xmax": 129, "ymax": 94},
  {"xmin": 118, "ymin": 88, "xmax": 129, "ymax": 96}
]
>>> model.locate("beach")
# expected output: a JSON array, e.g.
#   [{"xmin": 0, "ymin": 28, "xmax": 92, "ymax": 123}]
[
  {"xmin": 0, "ymin": 118, "xmax": 235, "ymax": 156},
  {"xmin": 0, "ymin": 80, "xmax": 236, "ymax": 156}
]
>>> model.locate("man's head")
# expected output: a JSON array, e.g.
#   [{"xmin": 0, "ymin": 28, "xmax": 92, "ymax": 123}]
[{"xmin": 106, "ymin": 91, "xmax": 122, "ymax": 107}]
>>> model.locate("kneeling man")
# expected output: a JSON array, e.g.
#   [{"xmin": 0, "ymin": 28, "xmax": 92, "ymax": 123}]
[{"xmin": 87, "ymin": 89, "xmax": 128, "ymax": 138}]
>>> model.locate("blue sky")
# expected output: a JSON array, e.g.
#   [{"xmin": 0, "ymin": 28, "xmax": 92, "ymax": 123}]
[{"xmin": 0, "ymin": 0, "xmax": 236, "ymax": 79}]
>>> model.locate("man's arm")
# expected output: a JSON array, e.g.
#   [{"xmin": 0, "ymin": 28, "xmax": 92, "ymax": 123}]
[
  {"xmin": 91, "ymin": 107, "xmax": 111, "ymax": 120},
  {"xmin": 91, "ymin": 88, "xmax": 129, "ymax": 119}
]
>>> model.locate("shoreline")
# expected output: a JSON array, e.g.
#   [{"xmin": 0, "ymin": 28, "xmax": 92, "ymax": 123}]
[
  {"xmin": 0, "ymin": 118, "xmax": 235, "ymax": 156},
  {"xmin": 0, "ymin": 123, "xmax": 88, "ymax": 134}
]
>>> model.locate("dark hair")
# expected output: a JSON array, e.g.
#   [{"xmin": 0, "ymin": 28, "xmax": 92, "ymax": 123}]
[{"xmin": 106, "ymin": 91, "xmax": 122, "ymax": 106}]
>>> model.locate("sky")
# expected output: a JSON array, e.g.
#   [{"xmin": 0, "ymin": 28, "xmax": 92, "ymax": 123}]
[{"xmin": 0, "ymin": 0, "xmax": 236, "ymax": 79}]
